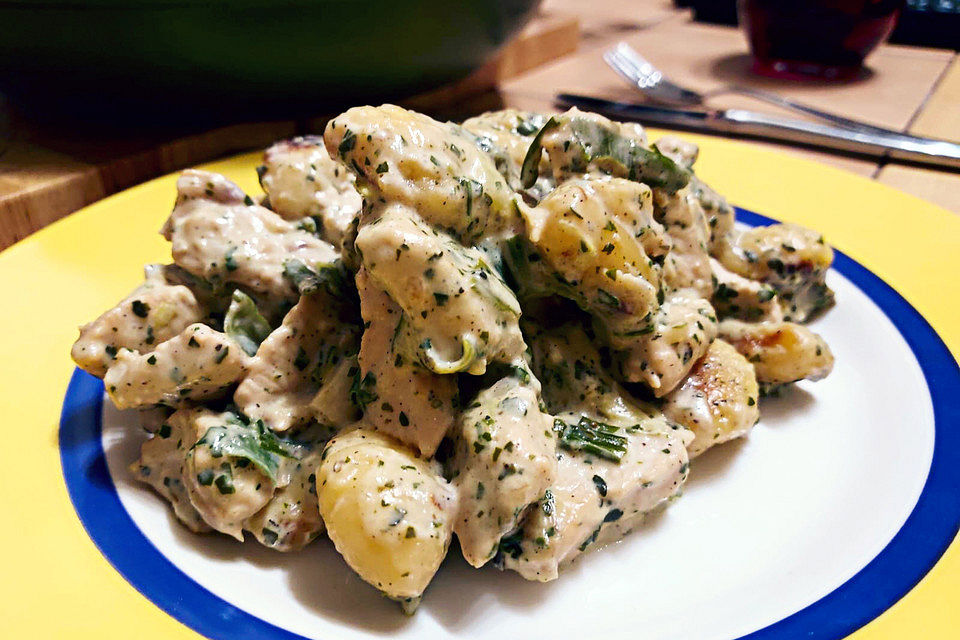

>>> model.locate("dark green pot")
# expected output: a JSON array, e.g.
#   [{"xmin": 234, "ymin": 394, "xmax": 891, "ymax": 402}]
[{"xmin": 0, "ymin": 0, "xmax": 539, "ymax": 122}]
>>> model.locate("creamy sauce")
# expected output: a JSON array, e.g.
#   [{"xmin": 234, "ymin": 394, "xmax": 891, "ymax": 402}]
[
  {"xmin": 104, "ymin": 323, "xmax": 249, "ymax": 409},
  {"xmin": 259, "ymin": 136, "xmax": 362, "ymax": 249},
  {"xmin": 234, "ymin": 289, "xmax": 359, "ymax": 432},
  {"xmin": 317, "ymin": 429, "xmax": 457, "ymax": 600},
  {"xmin": 504, "ymin": 325, "xmax": 691, "ymax": 581},
  {"xmin": 714, "ymin": 222, "xmax": 834, "ymax": 322},
  {"xmin": 72, "ymin": 264, "xmax": 204, "ymax": 377},
  {"xmin": 661, "ymin": 339, "xmax": 760, "ymax": 458},
  {"xmin": 325, "ymin": 105, "xmax": 521, "ymax": 244},
  {"xmin": 72, "ymin": 104, "xmax": 839, "ymax": 612},
  {"xmin": 354, "ymin": 269, "xmax": 459, "ymax": 457},
  {"xmin": 164, "ymin": 170, "xmax": 338, "ymax": 313},
  {"xmin": 356, "ymin": 203, "xmax": 524, "ymax": 374},
  {"xmin": 451, "ymin": 372, "xmax": 556, "ymax": 567},
  {"xmin": 616, "ymin": 290, "xmax": 719, "ymax": 395},
  {"xmin": 719, "ymin": 319, "xmax": 835, "ymax": 384}
]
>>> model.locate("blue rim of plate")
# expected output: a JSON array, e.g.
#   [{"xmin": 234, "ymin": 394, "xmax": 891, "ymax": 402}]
[{"xmin": 59, "ymin": 207, "xmax": 960, "ymax": 640}]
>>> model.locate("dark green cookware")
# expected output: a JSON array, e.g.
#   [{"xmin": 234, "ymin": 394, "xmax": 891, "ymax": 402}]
[{"xmin": 0, "ymin": 0, "xmax": 540, "ymax": 121}]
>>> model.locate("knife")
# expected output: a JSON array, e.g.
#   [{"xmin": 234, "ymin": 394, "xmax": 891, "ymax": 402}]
[{"xmin": 557, "ymin": 93, "xmax": 960, "ymax": 169}]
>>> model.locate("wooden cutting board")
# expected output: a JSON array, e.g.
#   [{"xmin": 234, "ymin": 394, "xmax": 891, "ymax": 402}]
[{"xmin": 0, "ymin": 12, "xmax": 579, "ymax": 251}]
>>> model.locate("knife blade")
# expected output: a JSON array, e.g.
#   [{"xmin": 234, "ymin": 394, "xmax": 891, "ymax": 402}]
[{"xmin": 557, "ymin": 93, "xmax": 960, "ymax": 169}]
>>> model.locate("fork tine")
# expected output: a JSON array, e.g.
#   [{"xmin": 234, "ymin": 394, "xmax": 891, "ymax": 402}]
[
  {"xmin": 610, "ymin": 42, "xmax": 701, "ymax": 103},
  {"xmin": 615, "ymin": 42, "xmax": 654, "ymax": 72},
  {"xmin": 603, "ymin": 50, "xmax": 640, "ymax": 85},
  {"xmin": 605, "ymin": 49, "xmax": 645, "ymax": 82},
  {"xmin": 615, "ymin": 43, "xmax": 674, "ymax": 90},
  {"xmin": 604, "ymin": 48, "xmax": 660, "ymax": 90}
]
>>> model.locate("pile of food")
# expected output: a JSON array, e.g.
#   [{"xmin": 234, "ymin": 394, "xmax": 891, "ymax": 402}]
[{"xmin": 71, "ymin": 105, "xmax": 835, "ymax": 612}]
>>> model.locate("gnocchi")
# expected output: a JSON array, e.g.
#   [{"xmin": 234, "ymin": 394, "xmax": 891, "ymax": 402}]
[{"xmin": 72, "ymin": 104, "xmax": 837, "ymax": 614}]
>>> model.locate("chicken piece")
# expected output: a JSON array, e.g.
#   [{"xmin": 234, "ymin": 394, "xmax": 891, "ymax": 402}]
[
  {"xmin": 715, "ymin": 222, "xmax": 834, "ymax": 322},
  {"xmin": 710, "ymin": 258, "xmax": 782, "ymax": 322},
  {"xmin": 615, "ymin": 290, "xmax": 719, "ymax": 396},
  {"xmin": 181, "ymin": 410, "xmax": 320, "ymax": 541},
  {"xmin": 309, "ymin": 355, "xmax": 361, "ymax": 427},
  {"xmin": 504, "ymin": 324, "xmax": 690, "ymax": 581},
  {"xmin": 655, "ymin": 186, "xmax": 714, "ymax": 298},
  {"xmin": 651, "ymin": 136, "xmax": 735, "ymax": 254},
  {"xmin": 689, "ymin": 176, "xmax": 736, "ymax": 252},
  {"xmin": 104, "ymin": 324, "xmax": 249, "ymax": 409},
  {"xmin": 661, "ymin": 339, "xmax": 760, "ymax": 458},
  {"xmin": 244, "ymin": 444, "xmax": 326, "ymax": 552},
  {"xmin": 462, "ymin": 109, "xmax": 550, "ymax": 192},
  {"xmin": 720, "ymin": 319, "xmax": 834, "ymax": 384},
  {"xmin": 451, "ymin": 370, "xmax": 556, "ymax": 567},
  {"xmin": 178, "ymin": 412, "xmax": 278, "ymax": 540},
  {"xmin": 530, "ymin": 323, "xmax": 693, "ymax": 431},
  {"xmin": 162, "ymin": 170, "xmax": 338, "ymax": 312},
  {"xmin": 317, "ymin": 429, "xmax": 458, "ymax": 608},
  {"xmin": 158, "ymin": 263, "xmax": 234, "ymax": 316},
  {"xmin": 130, "ymin": 410, "xmax": 211, "ymax": 534},
  {"xmin": 134, "ymin": 407, "xmax": 327, "ymax": 544},
  {"xmin": 526, "ymin": 108, "xmax": 688, "ymax": 195},
  {"xmin": 233, "ymin": 289, "xmax": 360, "ymax": 432},
  {"xmin": 502, "ymin": 422, "xmax": 689, "ymax": 582},
  {"xmin": 324, "ymin": 104, "xmax": 520, "ymax": 243},
  {"xmin": 354, "ymin": 269, "xmax": 459, "ymax": 456},
  {"xmin": 72, "ymin": 264, "xmax": 204, "ymax": 377},
  {"xmin": 356, "ymin": 204, "xmax": 524, "ymax": 374},
  {"xmin": 258, "ymin": 136, "xmax": 362, "ymax": 249},
  {"xmin": 509, "ymin": 177, "xmax": 671, "ymax": 346}
]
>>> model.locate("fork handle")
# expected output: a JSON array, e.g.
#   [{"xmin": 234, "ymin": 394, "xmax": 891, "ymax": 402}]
[
  {"xmin": 709, "ymin": 86, "xmax": 908, "ymax": 138},
  {"xmin": 556, "ymin": 93, "xmax": 960, "ymax": 169}
]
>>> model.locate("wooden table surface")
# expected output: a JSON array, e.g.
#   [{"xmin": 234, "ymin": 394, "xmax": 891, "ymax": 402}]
[
  {"xmin": 521, "ymin": 0, "xmax": 960, "ymax": 214},
  {"xmin": 1, "ymin": 0, "xmax": 957, "ymax": 251}
]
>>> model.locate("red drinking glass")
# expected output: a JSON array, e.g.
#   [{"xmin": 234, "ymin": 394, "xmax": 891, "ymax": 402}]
[{"xmin": 738, "ymin": 0, "xmax": 905, "ymax": 81}]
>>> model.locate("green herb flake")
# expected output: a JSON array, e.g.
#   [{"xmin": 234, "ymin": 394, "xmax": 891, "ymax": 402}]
[
  {"xmin": 261, "ymin": 528, "xmax": 279, "ymax": 545},
  {"xmin": 597, "ymin": 289, "xmax": 621, "ymax": 309},
  {"xmin": 215, "ymin": 474, "xmax": 235, "ymax": 495},
  {"xmin": 603, "ymin": 508, "xmax": 623, "ymax": 523},
  {"xmin": 224, "ymin": 247, "xmax": 239, "ymax": 272},
  {"xmin": 592, "ymin": 474, "xmax": 608, "ymax": 497},
  {"xmin": 558, "ymin": 416, "xmax": 627, "ymax": 462},
  {"xmin": 293, "ymin": 347, "xmax": 310, "ymax": 371},
  {"xmin": 224, "ymin": 290, "xmax": 271, "ymax": 356},
  {"xmin": 338, "ymin": 130, "xmax": 356, "ymax": 156}
]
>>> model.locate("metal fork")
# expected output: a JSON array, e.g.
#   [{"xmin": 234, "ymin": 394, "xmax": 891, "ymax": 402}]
[{"xmin": 604, "ymin": 42, "xmax": 901, "ymax": 137}]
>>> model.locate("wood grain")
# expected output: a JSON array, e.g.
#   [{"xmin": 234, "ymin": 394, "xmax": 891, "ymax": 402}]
[
  {"xmin": 0, "ymin": 12, "xmax": 580, "ymax": 250},
  {"xmin": 498, "ymin": 13, "xmax": 956, "ymax": 179},
  {"xmin": 909, "ymin": 56, "xmax": 960, "ymax": 144},
  {"xmin": 2, "ymin": 0, "xmax": 958, "ymax": 247},
  {"xmin": 876, "ymin": 164, "xmax": 960, "ymax": 214},
  {"xmin": 875, "ymin": 56, "xmax": 960, "ymax": 215}
]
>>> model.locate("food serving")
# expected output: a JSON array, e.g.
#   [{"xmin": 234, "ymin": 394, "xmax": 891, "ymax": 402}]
[{"xmin": 71, "ymin": 105, "xmax": 835, "ymax": 613}]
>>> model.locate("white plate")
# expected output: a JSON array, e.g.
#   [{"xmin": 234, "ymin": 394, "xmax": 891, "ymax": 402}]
[{"xmin": 93, "ymin": 263, "xmax": 933, "ymax": 640}]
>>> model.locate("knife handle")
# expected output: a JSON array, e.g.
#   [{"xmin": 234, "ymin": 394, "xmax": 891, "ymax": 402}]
[{"xmin": 716, "ymin": 109, "xmax": 960, "ymax": 168}]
